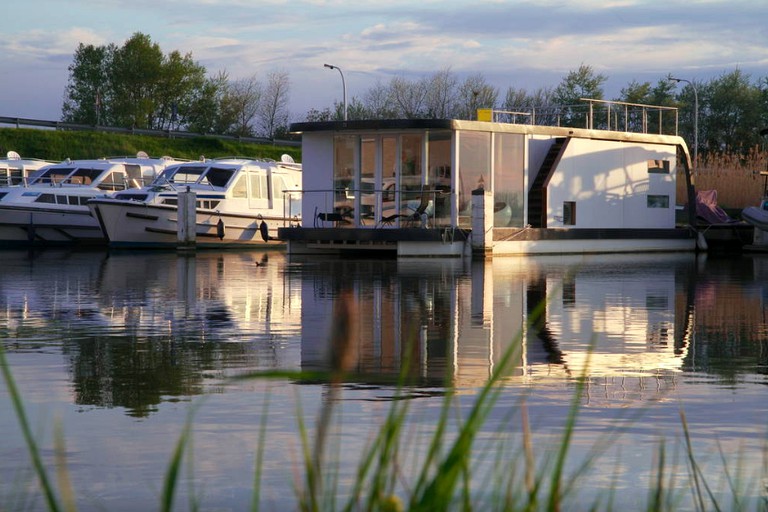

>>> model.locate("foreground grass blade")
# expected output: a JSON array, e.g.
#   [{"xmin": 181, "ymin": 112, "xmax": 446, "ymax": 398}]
[
  {"xmin": 161, "ymin": 407, "xmax": 196, "ymax": 512},
  {"xmin": 0, "ymin": 344, "xmax": 61, "ymax": 512}
]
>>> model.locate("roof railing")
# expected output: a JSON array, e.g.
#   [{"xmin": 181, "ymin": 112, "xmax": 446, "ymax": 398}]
[{"xmin": 479, "ymin": 99, "xmax": 679, "ymax": 136}]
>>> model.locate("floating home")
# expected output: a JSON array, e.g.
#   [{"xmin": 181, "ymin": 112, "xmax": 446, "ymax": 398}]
[{"xmin": 281, "ymin": 100, "xmax": 697, "ymax": 257}]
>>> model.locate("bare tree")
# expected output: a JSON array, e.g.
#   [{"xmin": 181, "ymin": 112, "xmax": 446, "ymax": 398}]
[
  {"xmin": 502, "ymin": 86, "xmax": 557, "ymax": 125},
  {"xmin": 424, "ymin": 68, "xmax": 458, "ymax": 118},
  {"xmin": 258, "ymin": 71, "xmax": 291, "ymax": 139},
  {"xmin": 226, "ymin": 73, "xmax": 262, "ymax": 137},
  {"xmin": 456, "ymin": 73, "xmax": 499, "ymax": 120},
  {"xmin": 390, "ymin": 75, "xmax": 430, "ymax": 118},
  {"xmin": 363, "ymin": 81, "xmax": 397, "ymax": 119}
]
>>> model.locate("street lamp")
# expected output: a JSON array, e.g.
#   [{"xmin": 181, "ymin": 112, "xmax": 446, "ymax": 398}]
[
  {"xmin": 670, "ymin": 76, "xmax": 698, "ymax": 172},
  {"xmin": 324, "ymin": 63, "xmax": 347, "ymax": 121}
]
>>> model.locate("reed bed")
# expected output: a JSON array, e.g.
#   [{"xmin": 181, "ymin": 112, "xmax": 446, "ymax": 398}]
[{"xmin": 677, "ymin": 149, "xmax": 768, "ymax": 210}]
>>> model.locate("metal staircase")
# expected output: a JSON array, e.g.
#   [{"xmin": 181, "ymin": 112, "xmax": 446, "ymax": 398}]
[{"xmin": 527, "ymin": 137, "xmax": 568, "ymax": 228}]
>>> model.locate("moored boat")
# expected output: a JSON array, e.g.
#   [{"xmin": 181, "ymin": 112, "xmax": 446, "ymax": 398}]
[
  {"xmin": 282, "ymin": 99, "xmax": 699, "ymax": 257},
  {"xmin": 741, "ymin": 206, "xmax": 768, "ymax": 230},
  {"xmin": 0, "ymin": 150, "xmax": 58, "ymax": 186},
  {"xmin": 0, "ymin": 153, "xmax": 183, "ymax": 246},
  {"xmin": 88, "ymin": 156, "xmax": 302, "ymax": 248}
]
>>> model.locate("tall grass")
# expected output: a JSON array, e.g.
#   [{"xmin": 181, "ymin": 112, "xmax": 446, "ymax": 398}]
[
  {"xmin": 0, "ymin": 127, "xmax": 301, "ymax": 162},
  {"xmin": 2, "ymin": 294, "xmax": 767, "ymax": 511},
  {"xmin": 677, "ymin": 148, "xmax": 768, "ymax": 209}
]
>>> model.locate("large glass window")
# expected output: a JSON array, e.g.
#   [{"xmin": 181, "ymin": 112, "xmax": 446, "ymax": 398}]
[
  {"xmin": 493, "ymin": 133, "xmax": 525, "ymax": 227},
  {"xmin": 427, "ymin": 131, "xmax": 452, "ymax": 227},
  {"xmin": 382, "ymin": 136, "xmax": 397, "ymax": 203},
  {"xmin": 400, "ymin": 134, "xmax": 422, "ymax": 192},
  {"xmin": 360, "ymin": 137, "xmax": 376, "ymax": 223},
  {"xmin": 333, "ymin": 135, "xmax": 356, "ymax": 201},
  {"xmin": 458, "ymin": 131, "xmax": 491, "ymax": 227}
]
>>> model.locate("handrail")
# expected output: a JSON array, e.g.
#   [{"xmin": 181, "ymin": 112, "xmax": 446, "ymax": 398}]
[
  {"xmin": 0, "ymin": 116, "xmax": 300, "ymax": 147},
  {"xmin": 300, "ymin": 187, "xmax": 451, "ymax": 228},
  {"xmin": 481, "ymin": 99, "xmax": 680, "ymax": 136}
]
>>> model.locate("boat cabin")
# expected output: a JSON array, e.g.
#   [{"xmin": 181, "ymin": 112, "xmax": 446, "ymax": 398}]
[
  {"xmin": 0, "ymin": 151, "xmax": 56, "ymax": 186},
  {"xmin": 284, "ymin": 101, "xmax": 696, "ymax": 257}
]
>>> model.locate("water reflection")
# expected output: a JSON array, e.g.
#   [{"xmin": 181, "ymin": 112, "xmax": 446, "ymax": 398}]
[
  {"xmin": 0, "ymin": 249, "xmax": 301, "ymax": 417},
  {"xmin": 297, "ymin": 254, "xmax": 705, "ymax": 395},
  {"xmin": 2, "ymin": 250, "xmax": 768, "ymax": 416}
]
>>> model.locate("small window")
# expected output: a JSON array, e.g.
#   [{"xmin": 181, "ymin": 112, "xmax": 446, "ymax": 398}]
[
  {"xmin": 563, "ymin": 201, "xmax": 576, "ymax": 225},
  {"xmin": 648, "ymin": 160, "xmax": 670, "ymax": 174},
  {"xmin": 35, "ymin": 193, "xmax": 56, "ymax": 204},
  {"xmin": 250, "ymin": 174, "xmax": 268, "ymax": 199},
  {"xmin": 232, "ymin": 176, "xmax": 247, "ymax": 198},
  {"xmin": 647, "ymin": 195, "xmax": 669, "ymax": 208}
]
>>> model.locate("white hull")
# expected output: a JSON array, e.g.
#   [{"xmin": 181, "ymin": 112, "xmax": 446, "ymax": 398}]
[
  {"xmin": 741, "ymin": 206, "xmax": 768, "ymax": 231},
  {"xmin": 0, "ymin": 204, "xmax": 103, "ymax": 244},
  {"xmin": 90, "ymin": 200, "xmax": 293, "ymax": 248}
]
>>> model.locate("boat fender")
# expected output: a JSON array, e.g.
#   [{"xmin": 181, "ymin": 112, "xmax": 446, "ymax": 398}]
[
  {"xmin": 217, "ymin": 218, "xmax": 225, "ymax": 240},
  {"xmin": 696, "ymin": 231, "xmax": 708, "ymax": 251},
  {"xmin": 259, "ymin": 221, "xmax": 270, "ymax": 242}
]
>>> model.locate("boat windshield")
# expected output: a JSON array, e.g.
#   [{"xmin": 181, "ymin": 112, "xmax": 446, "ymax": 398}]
[
  {"xmin": 154, "ymin": 165, "xmax": 236, "ymax": 188},
  {"xmin": 158, "ymin": 165, "xmax": 207, "ymax": 185},
  {"xmin": 200, "ymin": 167, "xmax": 236, "ymax": 188},
  {"xmin": 28, "ymin": 167, "xmax": 75, "ymax": 185}
]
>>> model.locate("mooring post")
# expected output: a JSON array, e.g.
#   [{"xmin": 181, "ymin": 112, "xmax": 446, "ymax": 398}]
[
  {"xmin": 470, "ymin": 187, "xmax": 494, "ymax": 258},
  {"xmin": 178, "ymin": 186, "xmax": 196, "ymax": 251}
]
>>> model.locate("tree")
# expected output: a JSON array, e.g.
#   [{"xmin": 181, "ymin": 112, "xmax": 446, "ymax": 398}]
[
  {"xmin": 552, "ymin": 64, "xmax": 607, "ymax": 127},
  {"xmin": 700, "ymin": 69, "xmax": 763, "ymax": 153},
  {"xmin": 153, "ymin": 50, "xmax": 208, "ymax": 131},
  {"xmin": 501, "ymin": 86, "xmax": 556, "ymax": 125},
  {"xmin": 62, "ymin": 32, "xmax": 214, "ymax": 132},
  {"xmin": 226, "ymin": 74, "xmax": 262, "ymax": 137},
  {"xmin": 185, "ymin": 71, "xmax": 230, "ymax": 134},
  {"xmin": 109, "ymin": 32, "xmax": 164, "ymax": 129},
  {"xmin": 456, "ymin": 73, "xmax": 498, "ymax": 120},
  {"xmin": 363, "ymin": 81, "xmax": 397, "ymax": 119},
  {"xmin": 258, "ymin": 71, "xmax": 291, "ymax": 138},
  {"xmin": 61, "ymin": 43, "xmax": 114, "ymax": 125},
  {"xmin": 389, "ymin": 76, "xmax": 430, "ymax": 118},
  {"xmin": 424, "ymin": 68, "xmax": 458, "ymax": 118}
]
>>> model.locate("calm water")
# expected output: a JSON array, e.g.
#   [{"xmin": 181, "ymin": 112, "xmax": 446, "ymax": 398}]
[{"xmin": 1, "ymin": 249, "xmax": 767, "ymax": 511}]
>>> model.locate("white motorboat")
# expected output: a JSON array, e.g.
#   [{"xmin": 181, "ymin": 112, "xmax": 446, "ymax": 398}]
[
  {"xmin": 88, "ymin": 155, "xmax": 302, "ymax": 248},
  {"xmin": 0, "ymin": 150, "xmax": 57, "ymax": 186},
  {"xmin": 742, "ymin": 205, "xmax": 768, "ymax": 231},
  {"xmin": 0, "ymin": 153, "xmax": 183, "ymax": 246}
]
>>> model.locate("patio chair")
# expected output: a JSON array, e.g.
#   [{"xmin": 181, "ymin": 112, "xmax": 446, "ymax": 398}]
[{"xmin": 378, "ymin": 191, "xmax": 430, "ymax": 227}]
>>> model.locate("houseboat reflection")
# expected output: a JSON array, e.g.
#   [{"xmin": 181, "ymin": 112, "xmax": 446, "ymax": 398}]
[{"xmin": 301, "ymin": 253, "xmax": 699, "ymax": 395}]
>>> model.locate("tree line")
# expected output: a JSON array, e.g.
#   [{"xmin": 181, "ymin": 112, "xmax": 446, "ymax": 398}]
[
  {"xmin": 62, "ymin": 33, "xmax": 768, "ymax": 156},
  {"xmin": 62, "ymin": 33, "xmax": 290, "ymax": 138}
]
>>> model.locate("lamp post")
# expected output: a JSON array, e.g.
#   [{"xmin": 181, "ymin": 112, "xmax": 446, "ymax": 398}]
[
  {"xmin": 670, "ymin": 77, "xmax": 698, "ymax": 172},
  {"xmin": 324, "ymin": 63, "xmax": 347, "ymax": 121}
]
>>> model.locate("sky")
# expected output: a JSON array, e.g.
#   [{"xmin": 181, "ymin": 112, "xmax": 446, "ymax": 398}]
[{"xmin": 2, "ymin": 0, "xmax": 766, "ymax": 124}]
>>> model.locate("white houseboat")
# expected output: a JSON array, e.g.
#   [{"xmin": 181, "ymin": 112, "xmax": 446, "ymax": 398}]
[
  {"xmin": 281, "ymin": 100, "xmax": 698, "ymax": 257},
  {"xmin": 0, "ymin": 151, "xmax": 57, "ymax": 186},
  {"xmin": 88, "ymin": 156, "xmax": 302, "ymax": 248},
  {"xmin": 0, "ymin": 153, "xmax": 180, "ymax": 246}
]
